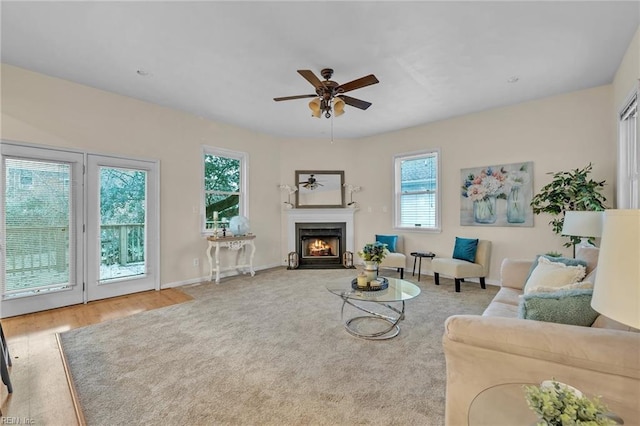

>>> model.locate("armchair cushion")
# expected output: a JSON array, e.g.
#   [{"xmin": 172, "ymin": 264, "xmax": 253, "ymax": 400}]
[
  {"xmin": 375, "ymin": 234, "xmax": 398, "ymax": 253},
  {"xmin": 452, "ymin": 237, "xmax": 479, "ymax": 262}
]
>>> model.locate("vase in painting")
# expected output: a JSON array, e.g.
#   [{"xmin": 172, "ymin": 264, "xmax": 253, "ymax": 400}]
[
  {"xmin": 473, "ymin": 196, "xmax": 497, "ymax": 224},
  {"xmin": 507, "ymin": 185, "xmax": 526, "ymax": 223}
]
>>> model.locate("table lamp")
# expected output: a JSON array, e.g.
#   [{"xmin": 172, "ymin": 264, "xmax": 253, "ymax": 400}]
[
  {"xmin": 561, "ymin": 211, "xmax": 604, "ymax": 257},
  {"xmin": 591, "ymin": 209, "xmax": 640, "ymax": 329}
]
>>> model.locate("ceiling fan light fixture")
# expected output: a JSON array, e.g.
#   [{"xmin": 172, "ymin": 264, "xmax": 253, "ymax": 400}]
[
  {"xmin": 309, "ymin": 98, "xmax": 321, "ymax": 111},
  {"xmin": 308, "ymin": 98, "xmax": 322, "ymax": 118},
  {"xmin": 276, "ymin": 68, "xmax": 379, "ymax": 120},
  {"xmin": 333, "ymin": 98, "xmax": 345, "ymax": 116}
]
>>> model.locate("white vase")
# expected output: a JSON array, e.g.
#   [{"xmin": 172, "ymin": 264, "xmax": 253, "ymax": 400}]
[{"xmin": 363, "ymin": 261, "xmax": 378, "ymax": 282}]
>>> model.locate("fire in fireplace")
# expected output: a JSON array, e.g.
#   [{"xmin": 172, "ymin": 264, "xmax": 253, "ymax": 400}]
[{"xmin": 295, "ymin": 222, "xmax": 346, "ymax": 269}]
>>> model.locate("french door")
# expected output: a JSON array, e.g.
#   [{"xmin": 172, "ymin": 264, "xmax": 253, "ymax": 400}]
[
  {"xmin": 0, "ymin": 144, "xmax": 85, "ymax": 317},
  {"xmin": 86, "ymin": 155, "xmax": 158, "ymax": 301},
  {"xmin": 0, "ymin": 143, "xmax": 159, "ymax": 317}
]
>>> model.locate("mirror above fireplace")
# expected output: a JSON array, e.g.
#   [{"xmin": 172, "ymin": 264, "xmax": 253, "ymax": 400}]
[{"xmin": 295, "ymin": 170, "xmax": 345, "ymax": 208}]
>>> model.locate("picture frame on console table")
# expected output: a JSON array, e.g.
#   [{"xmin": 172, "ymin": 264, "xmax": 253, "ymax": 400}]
[{"xmin": 295, "ymin": 170, "xmax": 345, "ymax": 208}]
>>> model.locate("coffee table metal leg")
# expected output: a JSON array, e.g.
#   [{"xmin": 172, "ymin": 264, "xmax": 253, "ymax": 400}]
[{"xmin": 339, "ymin": 298, "xmax": 405, "ymax": 340}]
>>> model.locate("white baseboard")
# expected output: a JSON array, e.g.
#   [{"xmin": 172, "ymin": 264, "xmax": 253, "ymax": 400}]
[{"xmin": 162, "ymin": 263, "xmax": 283, "ymax": 289}]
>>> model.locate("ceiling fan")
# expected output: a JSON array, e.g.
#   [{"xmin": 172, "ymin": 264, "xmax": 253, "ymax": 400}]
[
  {"xmin": 299, "ymin": 174, "xmax": 323, "ymax": 190},
  {"xmin": 274, "ymin": 68, "xmax": 379, "ymax": 118}
]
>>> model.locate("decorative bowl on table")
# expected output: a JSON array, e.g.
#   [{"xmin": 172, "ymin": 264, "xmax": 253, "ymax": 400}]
[{"xmin": 351, "ymin": 276, "xmax": 389, "ymax": 291}]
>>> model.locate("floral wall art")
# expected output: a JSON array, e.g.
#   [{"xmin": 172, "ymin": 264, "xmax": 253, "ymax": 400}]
[{"xmin": 460, "ymin": 162, "xmax": 534, "ymax": 227}]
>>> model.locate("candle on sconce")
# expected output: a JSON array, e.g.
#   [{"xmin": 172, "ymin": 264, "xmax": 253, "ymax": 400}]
[{"xmin": 213, "ymin": 211, "xmax": 219, "ymax": 220}]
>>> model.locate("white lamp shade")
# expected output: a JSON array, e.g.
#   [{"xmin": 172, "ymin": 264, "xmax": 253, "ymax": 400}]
[
  {"xmin": 561, "ymin": 210, "xmax": 604, "ymax": 237},
  {"xmin": 591, "ymin": 209, "xmax": 640, "ymax": 329}
]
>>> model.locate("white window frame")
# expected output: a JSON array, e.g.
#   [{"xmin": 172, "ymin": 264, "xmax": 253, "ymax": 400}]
[
  {"xmin": 202, "ymin": 146, "xmax": 248, "ymax": 234},
  {"xmin": 617, "ymin": 87, "xmax": 638, "ymax": 209},
  {"xmin": 393, "ymin": 149, "xmax": 441, "ymax": 232}
]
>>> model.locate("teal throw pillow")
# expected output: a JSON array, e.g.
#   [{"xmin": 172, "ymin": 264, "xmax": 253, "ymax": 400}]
[
  {"xmin": 452, "ymin": 237, "xmax": 478, "ymax": 263},
  {"xmin": 375, "ymin": 235, "xmax": 398, "ymax": 253},
  {"xmin": 525, "ymin": 255, "xmax": 587, "ymax": 283},
  {"xmin": 518, "ymin": 288, "xmax": 599, "ymax": 327}
]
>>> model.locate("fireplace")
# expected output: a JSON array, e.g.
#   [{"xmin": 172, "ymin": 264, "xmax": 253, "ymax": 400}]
[
  {"xmin": 286, "ymin": 208, "xmax": 355, "ymax": 269},
  {"xmin": 296, "ymin": 222, "xmax": 345, "ymax": 269}
]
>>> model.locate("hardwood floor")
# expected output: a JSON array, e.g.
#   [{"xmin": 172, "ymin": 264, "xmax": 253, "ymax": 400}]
[{"xmin": 0, "ymin": 288, "xmax": 193, "ymax": 424}]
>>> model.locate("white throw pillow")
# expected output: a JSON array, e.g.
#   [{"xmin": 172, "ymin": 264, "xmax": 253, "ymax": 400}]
[{"xmin": 524, "ymin": 257, "xmax": 587, "ymax": 294}]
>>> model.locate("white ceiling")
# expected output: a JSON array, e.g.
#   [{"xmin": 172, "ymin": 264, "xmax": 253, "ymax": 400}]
[{"xmin": 1, "ymin": 1, "xmax": 638, "ymax": 139}]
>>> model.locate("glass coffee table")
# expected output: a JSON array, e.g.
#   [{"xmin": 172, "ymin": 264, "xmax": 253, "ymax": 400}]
[{"xmin": 326, "ymin": 277, "xmax": 421, "ymax": 340}]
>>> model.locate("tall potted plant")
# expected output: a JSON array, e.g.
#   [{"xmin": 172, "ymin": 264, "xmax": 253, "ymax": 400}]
[{"xmin": 530, "ymin": 163, "xmax": 607, "ymax": 247}]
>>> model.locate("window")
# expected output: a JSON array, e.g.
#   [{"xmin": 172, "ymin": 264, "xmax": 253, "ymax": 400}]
[
  {"xmin": 618, "ymin": 91, "xmax": 638, "ymax": 208},
  {"xmin": 202, "ymin": 147, "xmax": 248, "ymax": 232},
  {"xmin": 394, "ymin": 149, "xmax": 440, "ymax": 231}
]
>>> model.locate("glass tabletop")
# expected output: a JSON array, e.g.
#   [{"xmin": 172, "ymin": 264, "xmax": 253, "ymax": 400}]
[{"xmin": 326, "ymin": 277, "xmax": 421, "ymax": 302}]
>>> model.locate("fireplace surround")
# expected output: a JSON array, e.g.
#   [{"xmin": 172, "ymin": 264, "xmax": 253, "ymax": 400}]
[
  {"xmin": 296, "ymin": 222, "xmax": 346, "ymax": 268},
  {"xmin": 286, "ymin": 208, "xmax": 355, "ymax": 269}
]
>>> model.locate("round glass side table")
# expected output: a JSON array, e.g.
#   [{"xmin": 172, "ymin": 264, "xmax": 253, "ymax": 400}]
[{"xmin": 468, "ymin": 383, "xmax": 538, "ymax": 426}]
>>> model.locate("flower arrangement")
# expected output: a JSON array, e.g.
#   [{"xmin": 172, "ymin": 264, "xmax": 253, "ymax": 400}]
[
  {"xmin": 461, "ymin": 166, "xmax": 507, "ymax": 201},
  {"xmin": 358, "ymin": 242, "xmax": 389, "ymax": 263},
  {"xmin": 524, "ymin": 381, "xmax": 618, "ymax": 426}
]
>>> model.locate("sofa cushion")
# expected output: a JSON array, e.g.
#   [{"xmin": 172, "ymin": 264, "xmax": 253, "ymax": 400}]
[
  {"xmin": 524, "ymin": 257, "xmax": 586, "ymax": 294},
  {"xmin": 482, "ymin": 301, "xmax": 520, "ymax": 318},
  {"xmin": 490, "ymin": 287, "xmax": 522, "ymax": 306},
  {"xmin": 575, "ymin": 246, "xmax": 599, "ymax": 275},
  {"xmin": 452, "ymin": 237, "xmax": 478, "ymax": 263},
  {"xmin": 375, "ymin": 234, "xmax": 398, "ymax": 253},
  {"xmin": 518, "ymin": 288, "xmax": 599, "ymax": 327}
]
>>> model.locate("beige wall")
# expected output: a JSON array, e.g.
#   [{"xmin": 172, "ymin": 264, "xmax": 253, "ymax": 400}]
[
  {"xmin": 280, "ymin": 86, "xmax": 615, "ymax": 283},
  {"xmin": 1, "ymin": 64, "xmax": 283, "ymax": 286},
  {"xmin": 2, "ymin": 32, "xmax": 634, "ymax": 286},
  {"xmin": 613, "ymin": 27, "xmax": 639, "ymax": 114}
]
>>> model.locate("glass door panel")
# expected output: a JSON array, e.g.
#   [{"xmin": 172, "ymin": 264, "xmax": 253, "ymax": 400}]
[
  {"xmin": 99, "ymin": 167, "xmax": 146, "ymax": 282},
  {"xmin": 1, "ymin": 144, "xmax": 84, "ymax": 317}
]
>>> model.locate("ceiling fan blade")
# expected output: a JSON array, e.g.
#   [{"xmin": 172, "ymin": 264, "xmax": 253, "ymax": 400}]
[
  {"xmin": 273, "ymin": 94, "xmax": 317, "ymax": 101},
  {"xmin": 339, "ymin": 95, "xmax": 372, "ymax": 110},
  {"xmin": 297, "ymin": 70, "xmax": 324, "ymax": 90},
  {"xmin": 337, "ymin": 74, "xmax": 379, "ymax": 93}
]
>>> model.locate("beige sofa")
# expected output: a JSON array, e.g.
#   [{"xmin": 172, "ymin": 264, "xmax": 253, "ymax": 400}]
[{"xmin": 442, "ymin": 247, "xmax": 640, "ymax": 426}]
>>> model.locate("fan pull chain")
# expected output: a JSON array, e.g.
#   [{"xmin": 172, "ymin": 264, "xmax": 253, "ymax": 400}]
[{"xmin": 331, "ymin": 114, "xmax": 334, "ymax": 144}]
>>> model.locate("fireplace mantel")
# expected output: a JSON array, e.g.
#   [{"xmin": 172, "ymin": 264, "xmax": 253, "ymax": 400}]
[{"xmin": 286, "ymin": 208, "xmax": 355, "ymax": 254}]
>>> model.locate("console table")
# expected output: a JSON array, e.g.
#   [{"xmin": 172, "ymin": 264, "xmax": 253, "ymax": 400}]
[{"xmin": 206, "ymin": 235, "xmax": 256, "ymax": 283}]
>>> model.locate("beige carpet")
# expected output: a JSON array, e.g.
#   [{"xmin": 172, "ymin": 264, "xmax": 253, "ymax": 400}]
[{"xmin": 58, "ymin": 268, "xmax": 497, "ymax": 425}]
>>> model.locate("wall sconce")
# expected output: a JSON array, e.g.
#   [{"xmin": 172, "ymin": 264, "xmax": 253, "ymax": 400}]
[
  {"xmin": 343, "ymin": 183, "xmax": 362, "ymax": 208},
  {"xmin": 278, "ymin": 184, "xmax": 298, "ymax": 209}
]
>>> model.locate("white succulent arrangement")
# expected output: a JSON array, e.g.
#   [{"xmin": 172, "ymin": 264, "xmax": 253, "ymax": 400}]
[
  {"xmin": 278, "ymin": 184, "xmax": 298, "ymax": 208},
  {"xmin": 343, "ymin": 183, "xmax": 361, "ymax": 207}
]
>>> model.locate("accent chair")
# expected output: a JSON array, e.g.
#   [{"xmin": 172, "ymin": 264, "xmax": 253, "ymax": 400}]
[{"xmin": 431, "ymin": 239, "xmax": 492, "ymax": 292}]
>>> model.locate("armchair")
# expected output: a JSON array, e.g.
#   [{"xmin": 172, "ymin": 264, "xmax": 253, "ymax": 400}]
[{"xmin": 377, "ymin": 234, "xmax": 406, "ymax": 279}]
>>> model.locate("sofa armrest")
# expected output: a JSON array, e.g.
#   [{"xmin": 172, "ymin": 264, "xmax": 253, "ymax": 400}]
[
  {"xmin": 444, "ymin": 315, "xmax": 640, "ymax": 377},
  {"xmin": 442, "ymin": 315, "xmax": 640, "ymax": 426},
  {"xmin": 500, "ymin": 258, "xmax": 533, "ymax": 290}
]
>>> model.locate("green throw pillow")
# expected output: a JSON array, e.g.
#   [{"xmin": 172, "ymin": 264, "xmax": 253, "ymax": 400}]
[
  {"xmin": 452, "ymin": 237, "xmax": 478, "ymax": 263},
  {"xmin": 518, "ymin": 288, "xmax": 599, "ymax": 327},
  {"xmin": 375, "ymin": 235, "xmax": 397, "ymax": 253},
  {"xmin": 525, "ymin": 255, "xmax": 587, "ymax": 283}
]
